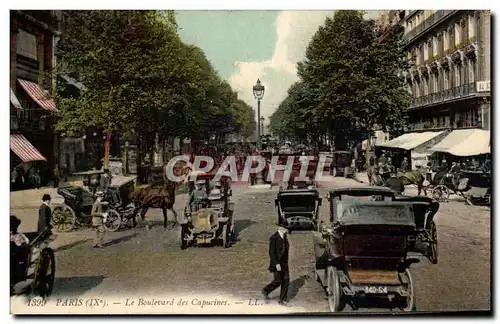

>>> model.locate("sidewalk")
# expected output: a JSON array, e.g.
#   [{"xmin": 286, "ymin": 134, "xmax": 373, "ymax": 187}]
[{"xmin": 12, "ymin": 192, "xmax": 190, "ymax": 252}]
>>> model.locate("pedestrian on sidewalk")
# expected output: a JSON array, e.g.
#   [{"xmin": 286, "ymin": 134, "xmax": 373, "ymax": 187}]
[
  {"xmin": 37, "ymin": 194, "xmax": 53, "ymax": 234},
  {"xmin": 91, "ymin": 191, "xmax": 108, "ymax": 248},
  {"xmin": 262, "ymin": 223, "xmax": 290, "ymax": 306},
  {"xmin": 53, "ymin": 164, "xmax": 60, "ymax": 188}
]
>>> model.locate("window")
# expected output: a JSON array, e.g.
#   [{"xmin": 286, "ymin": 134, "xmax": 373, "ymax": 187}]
[
  {"xmin": 468, "ymin": 14, "xmax": 475, "ymax": 39},
  {"xmin": 415, "ymin": 81, "xmax": 420, "ymax": 97},
  {"xmin": 454, "ymin": 65, "xmax": 461, "ymax": 87},
  {"xmin": 16, "ymin": 29, "xmax": 38, "ymax": 60},
  {"xmin": 468, "ymin": 59, "xmax": 476, "ymax": 83},
  {"xmin": 432, "ymin": 73, "xmax": 438, "ymax": 93},
  {"xmin": 444, "ymin": 69, "xmax": 449, "ymax": 89},
  {"xmin": 455, "ymin": 23, "xmax": 461, "ymax": 46},
  {"xmin": 424, "ymin": 44, "xmax": 429, "ymax": 61},
  {"xmin": 423, "ymin": 78, "xmax": 429, "ymax": 95},
  {"xmin": 443, "ymin": 31, "xmax": 449, "ymax": 51},
  {"xmin": 461, "ymin": 19, "xmax": 468, "ymax": 42},
  {"xmin": 445, "ymin": 116, "xmax": 450, "ymax": 127},
  {"xmin": 433, "ymin": 36, "xmax": 438, "ymax": 56},
  {"xmin": 449, "ymin": 27, "xmax": 455, "ymax": 49}
]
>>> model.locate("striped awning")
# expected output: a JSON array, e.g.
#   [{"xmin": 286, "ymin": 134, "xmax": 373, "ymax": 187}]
[
  {"xmin": 18, "ymin": 79, "xmax": 57, "ymax": 112},
  {"xmin": 10, "ymin": 134, "xmax": 47, "ymax": 162},
  {"xmin": 10, "ymin": 88, "xmax": 23, "ymax": 110}
]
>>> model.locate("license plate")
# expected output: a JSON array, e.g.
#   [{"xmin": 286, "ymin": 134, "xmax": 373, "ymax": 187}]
[{"xmin": 364, "ymin": 286, "xmax": 388, "ymax": 294}]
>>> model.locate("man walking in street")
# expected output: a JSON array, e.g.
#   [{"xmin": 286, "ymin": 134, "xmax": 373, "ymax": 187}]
[
  {"xmin": 91, "ymin": 191, "xmax": 108, "ymax": 248},
  {"xmin": 262, "ymin": 223, "xmax": 290, "ymax": 306},
  {"xmin": 53, "ymin": 164, "xmax": 60, "ymax": 188},
  {"xmin": 37, "ymin": 194, "xmax": 53, "ymax": 234}
]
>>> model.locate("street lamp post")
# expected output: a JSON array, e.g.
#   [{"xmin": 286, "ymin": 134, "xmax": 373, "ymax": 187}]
[{"xmin": 253, "ymin": 79, "xmax": 265, "ymax": 152}]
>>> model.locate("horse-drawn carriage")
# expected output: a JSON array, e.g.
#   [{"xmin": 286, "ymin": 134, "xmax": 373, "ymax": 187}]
[
  {"xmin": 51, "ymin": 171, "xmax": 139, "ymax": 232},
  {"xmin": 10, "ymin": 228, "xmax": 56, "ymax": 298},
  {"xmin": 313, "ymin": 187, "xmax": 439, "ymax": 312},
  {"xmin": 180, "ymin": 173, "xmax": 235, "ymax": 249},
  {"xmin": 275, "ymin": 188, "xmax": 321, "ymax": 231}
]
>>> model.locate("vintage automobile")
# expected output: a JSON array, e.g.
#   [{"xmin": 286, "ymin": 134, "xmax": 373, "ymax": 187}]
[
  {"xmin": 393, "ymin": 195, "xmax": 439, "ymax": 264},
  {"xmin": 331, "ymin": 150, "xmax": 353, "ymax": 177},
  {"xmin": 180, "ymin": 173, "xmax": 235, "ymax": 249},
  {"xmin": 461, "ymin": 170, "xmax": 491, "ymax": 206},
  {"xmin": 10, "ymin": 228, "xmax": 56, "ymax": 298},
  {"xmin": 275, "ymin": 188, "xmax": 321, "ymax": 231},
  {"xmin": 313, "ymin": 187, "xmax": 439, "ymax": 312}
]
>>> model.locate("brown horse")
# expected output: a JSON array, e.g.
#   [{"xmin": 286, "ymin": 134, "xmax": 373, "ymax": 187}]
[
  {"xmin": 129, "ymin": 159, "xmax": 188, "ymax": 230},
  {"xmin": 367, "ymin": 165, "xmax": 427, "ymax": 196},
  {"xmin": 129, "ymin": 179, "xmax": 178, "ymax": 229},
  {"xmin": 397, "ymin": 170, "xmax": 427, "ymax": 196}
]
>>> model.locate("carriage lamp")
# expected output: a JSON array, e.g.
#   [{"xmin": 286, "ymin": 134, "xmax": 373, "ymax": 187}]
[
  {"xmin": 82, "ymin": 135, "xmax": 87, "ymax": 140},
  {"xmin": 93, "ymin": 132, "xmax": 97, "ymax": 136}
]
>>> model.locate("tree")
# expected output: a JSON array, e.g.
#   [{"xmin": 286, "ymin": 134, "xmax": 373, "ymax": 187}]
[
  {"xmin": 56, "ymin": 10, "xmax": 260, "ymax": 173},
  {"xmin": 273, "ymin": 10, "xmax": 410, "ymax": 151}
]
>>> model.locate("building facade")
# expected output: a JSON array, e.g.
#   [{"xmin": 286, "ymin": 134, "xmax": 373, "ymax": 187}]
[
  {"xmin": 403, "ymin": 10, "xmax": 491, "ymax": 132},
  {"xmin": 10, "ymin": 10, "xmax": 60, "ymax": 184}
]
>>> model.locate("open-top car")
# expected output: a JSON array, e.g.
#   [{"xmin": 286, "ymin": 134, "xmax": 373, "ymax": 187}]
[
  {"xmin": 275, "ymin": 188, "xmax": 321, "ymax": 231},
  {"xmin": 181, "ymin": 173, "xmax": 235, "ymax": 249},
  {"xmin": 313, "ymin": 187, "xmax": 437, "ymax": 312}
]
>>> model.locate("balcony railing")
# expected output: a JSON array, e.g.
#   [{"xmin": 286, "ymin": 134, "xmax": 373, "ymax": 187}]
[
  {"xmin": 10, "ymin": 117, "xmax": 46, "ymax": 132},
  {"xmin": 404, "ymin": 10, "xmax": 457, "ymax": 44},
  {"xmin": 409, "ymin": 82, "xmax": 476, "ymax": 109}
]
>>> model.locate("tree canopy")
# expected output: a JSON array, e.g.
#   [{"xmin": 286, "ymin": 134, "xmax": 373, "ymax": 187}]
[
  {"xmin": 54, "ymin": 10, "xmax": 256, "ymax": 146},
  {"xmin": 270, "ymin": 10, "xmax": 410, "ymax": 149}
]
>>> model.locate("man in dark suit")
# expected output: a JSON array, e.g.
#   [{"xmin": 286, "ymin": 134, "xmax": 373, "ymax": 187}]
[
  {"xmin": 37, "ymin": 194, "xmax": 53, "ymax": 234},
  {"xmin": 262, "ymin": 223, "xmax": 290, "ymax": 306}
]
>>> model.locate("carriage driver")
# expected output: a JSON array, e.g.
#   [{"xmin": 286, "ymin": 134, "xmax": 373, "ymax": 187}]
[
  {"xmin": 189, "ymin": 180, "xmax": 209, "ymax": 211},
  {"xmin": 91, "ymin": 191, "xmax": 108, "ymax": 248},
  {"xmin": 449, "ymin": 162, "xmax": 461, "ymax": 188}
]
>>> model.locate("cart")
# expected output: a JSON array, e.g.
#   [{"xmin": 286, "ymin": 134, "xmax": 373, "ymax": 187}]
[{"xmin": 10, "ymin": 229, "xmax": 56, "ymax": 298}]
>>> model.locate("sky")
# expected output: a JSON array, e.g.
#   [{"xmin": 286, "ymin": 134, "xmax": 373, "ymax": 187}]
[{"xmin": 176, "ymin": 10, "xmax": 381, "ymax": 120}]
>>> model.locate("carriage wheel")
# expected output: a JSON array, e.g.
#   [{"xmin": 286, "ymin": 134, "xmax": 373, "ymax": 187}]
[
  {"xmin": 51, "ymin": 205, "xmax": 76, "ymax": 232},
  {"xmin": 428, "ymin": 221, "xmax": 438, "ymax": 264},
  {"xmin": 222, "ymin": 225, "xmax": 232, "ymax": 248},
  {"xmin": 326, "ymin": 266, "xmax": 344, "ymax": 312},
  {"xmin": 104, "ymin": 209, "xmax": 122, "ymax": 232},
  {"xmin": 180, "ymin": 226, "xmax": 188, "ymax": 250},
  {"xmin": 399, "ymin": 268, "xmax": 416, "ymax": 311},
  {"xmin": 32, "ymin": 248, "xmax": 55, "ymax": 299},
  {"xmin": 431, "ymin": 186, "xmax": 449, "ymax": 202}
]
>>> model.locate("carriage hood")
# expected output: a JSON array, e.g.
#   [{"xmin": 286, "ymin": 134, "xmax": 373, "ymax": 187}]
[{"xmin": 333, "ymin": 201, "xmax": 415, "ymax": 228}]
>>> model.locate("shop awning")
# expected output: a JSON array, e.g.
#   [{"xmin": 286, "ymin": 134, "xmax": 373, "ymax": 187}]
[
  {"xmin": 430, "ymin": 129, "xmax": 490, "ymax": 156},
  {"xmin": 10, "ymin": 88, "xmax": 23, "ymax": 110},
  {"xmin": 10, "ymin": 134, "xmax": 47, "ymax": 162},
  {"xmin": 18, "ymin": 79, "xmax": 57, "ymax": 112},
  {"xmin": 377, "ymin": 131, "xmax": 445, "ymax": 150}
]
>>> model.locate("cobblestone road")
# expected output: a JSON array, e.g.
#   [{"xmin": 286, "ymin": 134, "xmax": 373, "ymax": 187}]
[{"xmin": 11, "ymin": 177, "xmax": 490, "ymax": 314}]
